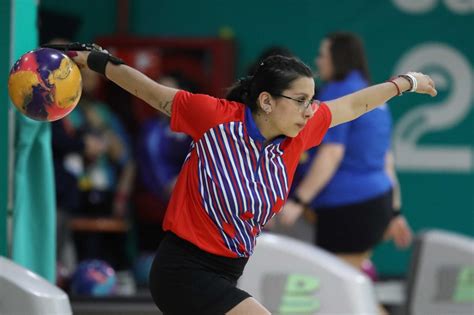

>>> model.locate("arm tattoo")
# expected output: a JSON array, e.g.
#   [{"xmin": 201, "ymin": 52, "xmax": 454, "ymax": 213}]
[
  {"xmin": 158, "ymin": 100, "xmax": 172, "ymax": 116},
  {"xmin": 365, "ymin": 103, "xmax": 369, "ymax": 112},
  {"xmin": 131, "ymin": 87, "xmax": 172, "ymax": 116}
]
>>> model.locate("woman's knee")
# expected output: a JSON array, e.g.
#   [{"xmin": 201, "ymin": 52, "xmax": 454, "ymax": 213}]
[{"xmin": 226, "ymin": 297, "xmax": 271, "ymax": 315}]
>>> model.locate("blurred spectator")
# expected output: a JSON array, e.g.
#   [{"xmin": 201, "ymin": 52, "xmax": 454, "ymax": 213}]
[
  {"xmin": 52, "ymin": 66, "xmax": 135, "ymax": 275},
  {"xmin": 278, "ymin": 32, "xmax": 413, "ymax": 276},
  {"xmin": 134, "ymin": 75, "xmax": 192, "ymax": 252},
  {"xmin": 71, "ymin": 68, "xmax": 135, "ymax": 219}
]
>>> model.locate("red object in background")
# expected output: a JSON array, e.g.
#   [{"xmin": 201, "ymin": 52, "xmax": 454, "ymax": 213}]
[
  {"xmin": 106, "ymin": 48, "xmax": 162, "ymax": 122},
  {"xmin": 96, "ymin": 36, "xmax": 235, "ymax": 124},
  {"xmin": 111, "ymin": 48, "xmax": 162, "ymax": 79},
  {"xmin": 95, "ymin": 36, "xmax": 235, "ymax": 224}
]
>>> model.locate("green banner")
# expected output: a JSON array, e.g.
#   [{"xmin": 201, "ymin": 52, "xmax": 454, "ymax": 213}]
[
  {"xmin": 10, "ymin": 0, "xmax": 56, "ymax": 282},
  {"xmin": 367, "ymin": 1, "xmax": 474, "ymax": 275},
  {"xmin": 0, "ymin": 0, "xmax": 11, "ymax": 257}
]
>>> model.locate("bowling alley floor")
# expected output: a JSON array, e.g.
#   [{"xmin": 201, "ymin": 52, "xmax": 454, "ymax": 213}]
[
  {"xmin": 71, "ymin": 279, "xmax": 406, "ymax": 315},
  {"xmin": 375, "ymin": 278, "xmax": 406, "ymax": 315},
  {"xmin": 71, "ymin": 288, "xmax": 161, "ymax": 315}
]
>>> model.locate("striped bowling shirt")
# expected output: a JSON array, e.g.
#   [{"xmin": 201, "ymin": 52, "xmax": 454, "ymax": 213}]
[{"xmin": 163, "ymin": 90, "xmax": 331, "ymax": 258}]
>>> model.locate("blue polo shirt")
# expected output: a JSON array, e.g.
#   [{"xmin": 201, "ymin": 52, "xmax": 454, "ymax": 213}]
[
  {"xmin": 295, "ymin": 70, "xmax": 392, "ymax": 208},
  {"xmin": 137, "ymin": 117, "xmax": 192, "ymax": 200}
]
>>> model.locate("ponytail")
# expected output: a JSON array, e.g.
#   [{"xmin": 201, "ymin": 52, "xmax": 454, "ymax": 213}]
[
  {"xmin": 226, "ymin": 76, "xmax": 253, "ymax": 104},
  {"xmin": 226, "ymin": 55, "xmax": 313, "ymax": 112}
]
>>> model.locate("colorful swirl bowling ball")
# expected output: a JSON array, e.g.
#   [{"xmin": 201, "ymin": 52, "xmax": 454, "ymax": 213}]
[
  {"xmin": 8, "ymin": 48, "xmax": 82, "ymax": 122},
  {"xmin": 70, "ymin": 259, "xmax": 117, "ymax": 296}
]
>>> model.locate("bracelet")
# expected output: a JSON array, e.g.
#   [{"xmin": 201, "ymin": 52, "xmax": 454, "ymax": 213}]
[
  {"xmin": 289, "ymin": 195, "xmax": 309, "ymax": 208},
  {"xmin": 392, "ymin": 208, "xmax": 402, "ymax": 218},
  {"xmin": 398, "ymin": 73, "xmax": 418, "ymax": 92},
  {"xmin": 387, "ymin": 79, "xmax": 402, "ymax": 96},
  {"xmin": 87, "ymin": 51, "xmax": 110, "ymax": 76},
  {"xmin": 87, "ymin": 50, "xmax": 125, "ymax": 76},
  {"xmin": 406, "ymin": 73, "xmax": 418, "ymax": 92}
]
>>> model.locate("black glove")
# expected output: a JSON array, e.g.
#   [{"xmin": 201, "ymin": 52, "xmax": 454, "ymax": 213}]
[
  {"xmin": 42, "ymin": 42, "xmax": 101, "ymax": 52},
  {"xmin": 41, "ymin": 42, "xmax": 124, "ymax": 75}
]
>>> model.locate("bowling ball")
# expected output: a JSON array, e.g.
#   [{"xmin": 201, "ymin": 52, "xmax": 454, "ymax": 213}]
[
  {"xmin": 70, "ymin": 259, "xmax": 117, "ymax": 296},
  {"xmin": 8, "ymin": 47, "xmax": 82, "ymax": 121}
]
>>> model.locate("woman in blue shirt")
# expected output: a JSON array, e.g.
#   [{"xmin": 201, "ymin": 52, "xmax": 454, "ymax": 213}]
[{"xmin": 280, "ymin": 32, "xmax": 413, "ymax": 272}]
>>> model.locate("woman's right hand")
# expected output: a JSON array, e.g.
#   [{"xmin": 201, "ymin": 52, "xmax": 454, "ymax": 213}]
[{"xmin": 385, "ymin": 215, "xmax": 413, "ymax": 249}]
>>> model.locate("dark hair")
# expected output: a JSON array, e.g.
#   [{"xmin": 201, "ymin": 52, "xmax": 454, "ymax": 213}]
[
  {"xmin": 247, "ymin": 46, "xmax": 294, "ymax": 76},
  {"xmin": 326, "ymin": 32, "xmax": 371, "ymax": 82},
  {"xmin": 226, "ymin": 55, "xmax": 313, "ymax": 111}
]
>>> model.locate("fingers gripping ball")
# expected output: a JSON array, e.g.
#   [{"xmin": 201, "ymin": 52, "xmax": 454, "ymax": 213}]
[{"xmin": 8, "ymin": 48, "xmax": 82, "ymax": 122}]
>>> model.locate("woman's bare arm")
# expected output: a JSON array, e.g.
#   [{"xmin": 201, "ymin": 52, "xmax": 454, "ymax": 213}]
[{"xmin": 327, "ymin": 73, "xmax": 437, "ymax": 127}]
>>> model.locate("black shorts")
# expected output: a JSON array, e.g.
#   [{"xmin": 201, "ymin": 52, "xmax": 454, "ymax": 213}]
[
  {"xmin": 315, "ymin": 189, "xmax": 393, "ymax": 253},
  {"xmin": 149, "ymin": 232, "xmax": 251, "ymax": 315}
]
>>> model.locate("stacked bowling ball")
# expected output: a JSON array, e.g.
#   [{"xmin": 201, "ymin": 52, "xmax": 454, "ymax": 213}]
[{"xmin": 70, "ymin": 259, "xmax": 117, "ymax": 296}]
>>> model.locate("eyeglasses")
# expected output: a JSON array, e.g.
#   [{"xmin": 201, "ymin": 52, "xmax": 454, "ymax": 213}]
[{"xmin": 273, "ymin": 94, "xmax": 315, "ymax": 112}]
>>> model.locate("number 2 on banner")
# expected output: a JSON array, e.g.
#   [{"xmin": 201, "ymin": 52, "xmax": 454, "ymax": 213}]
[{"xmin": 393, "ymin": 43, "xmax": 473, "ymax": 172}]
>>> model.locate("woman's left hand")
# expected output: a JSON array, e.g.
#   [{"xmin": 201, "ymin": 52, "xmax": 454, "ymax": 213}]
[
  {"xmin": 279, "ymin": 200, "xmax": 304, "ymax": 227},
  {"xmin": 410, "ymin": 72, "xmax": 437, "ymax": 97}
]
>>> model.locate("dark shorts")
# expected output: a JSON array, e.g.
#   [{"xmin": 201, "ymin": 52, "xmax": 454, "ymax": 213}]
[
  {"xmin": 315, "ymin": 189, "xmax": 393, "ymax": 253},
  {"xmin": 149, "ymin": 232, "xmax": 251, "ymax": 315}
]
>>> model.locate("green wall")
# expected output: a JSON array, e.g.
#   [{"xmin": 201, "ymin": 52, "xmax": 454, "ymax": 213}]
[
  {"xmin": 0, "ymin": 0, "xmax": 11, "ymax": 256},
  {"xmin": 38, "ymin": 0, "xmax": 474, "ymax": 275}
]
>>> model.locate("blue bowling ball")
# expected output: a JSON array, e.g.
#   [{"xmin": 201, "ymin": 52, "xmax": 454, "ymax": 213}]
[{"xmin": 70, "ymin": 259, "xmax": 117, "ymax": 296}]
